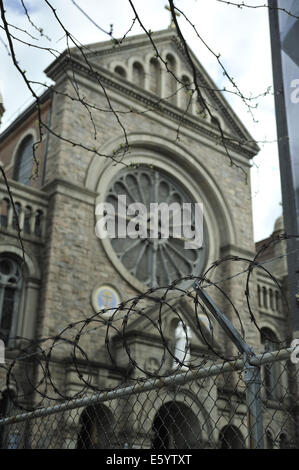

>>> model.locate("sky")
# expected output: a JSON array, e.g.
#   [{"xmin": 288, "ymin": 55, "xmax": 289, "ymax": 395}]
[{"xmin": 0, "ymin": 0, "xmax": 286, "ymax": 241}]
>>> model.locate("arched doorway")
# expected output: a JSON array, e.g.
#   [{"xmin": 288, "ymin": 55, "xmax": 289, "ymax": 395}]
[
  {"xmin": 152, "ymin": 401, "xmax": 201, "ymax": 449},
  {"xmin": 219, "ymin": 425, "xmax": 245, "ymax": 449},
  {"xmin": 77, "ymin": 404, "xmax": 116, "ymax": 449}
]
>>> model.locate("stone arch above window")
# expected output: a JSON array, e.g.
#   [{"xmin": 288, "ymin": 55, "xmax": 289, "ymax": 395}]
[
  {"xmin": 13, "ymin": 134, "xmax": 34, "ymax": 185},
  {"xmin": 132, "ymin": 61, "xmax": 145, "ymax": 88}
]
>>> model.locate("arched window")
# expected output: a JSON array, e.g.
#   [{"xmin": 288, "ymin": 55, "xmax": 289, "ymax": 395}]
[
  {"xmin": 257, "ymin": 285, "xmax": 262, "ymax": 307},
  {"xmin": 219, "ymin": 425, "xmax": 245, "ymax": 449},
  {"xmin": 181, "ymin": 75, "xmax": 192, "ymax": 112},
  {"xmin": 261, "ymin": 328, "xmax": 279, "ymax": 400},
  {"xmin": 149, "ymin": 58, "xmax": 161, "ymax": 95},
  {"xmin": 13, "ymin": 135, "xmax": 34, "ymax": 185},
  {"xmin": 132, "ymin": 62, "xmax": 145, "ymax": 88},
  {"xmin": 0, "ymin": 257, "xmax": 22, "ymax": 346},
  {"xmin": 0, "ymin": 198, "xmax": 10, "ymax": 228},
  {"xmin": 34, "ymin": 210, "xmax": 43, "ymax": 237},
  {"xmin": 269, "ymin": 289, "xmax": 274, "ymax": 310},
  {"xmin": 275, "ymin": 290, "xmax": 280, "ymax": 311},
  {"xmin": 114, "ymin": 66, "xmax": 126, "ymax": 79},
  {"xmin": 262, "ymin": 286, "xmax": 268, "ymax": 309},
  {"xmin": 24, "ymin": 206, "xmax": 32, "ymax": 234},
  {"xmin": 165, "ymin": 54, "xmax": 177, "ymax": 105}
]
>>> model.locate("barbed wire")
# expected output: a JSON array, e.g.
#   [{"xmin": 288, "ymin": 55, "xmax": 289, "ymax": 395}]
[{"xmin": 0, "ymin": 233, "xmax": 297, "ymax": 412}]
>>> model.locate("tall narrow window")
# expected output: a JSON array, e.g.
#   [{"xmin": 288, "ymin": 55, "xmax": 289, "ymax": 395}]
[
  {"xmin": 262, "ymin": 286, "xmax": 268, "ymax": 309},
  {"xmin": 132, "ymin": 62, "xmax": 145, "ymax": 88},
  {"xmin": 165, "ymin": 54, "xmax": 177, "ymax": 105},
  {"xmin": 0, "ymin": 198, "xmax": 10, "ymax": 228},
  {"xmin": 0, "ymin": 257, "xmax": 22, "ymax": 345},
  {"xmin": 149, "ymin": 58, "xmax": 161, "ymax": 95},
  {"xmin": 261, "ymin": 328, "xmax": 279, "ymax": 400},
  {"xmin": 181, "ymin": 75, "xmax": 192, "ymax": 112},
  {"xmin": 13, "ymin": 135, "xmax": 33, "ymax": 185}
]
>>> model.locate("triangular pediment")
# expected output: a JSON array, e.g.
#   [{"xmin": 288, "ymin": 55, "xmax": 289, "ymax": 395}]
[
  {"xmin": 113, "ymin": 294, "xmax": 222, "ymax": 361},
  {"xmin": 67, "ymin": 28, "xmax": 257, "ymax": 147}
]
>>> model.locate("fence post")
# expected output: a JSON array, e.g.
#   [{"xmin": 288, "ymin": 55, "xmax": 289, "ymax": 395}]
[
  {"xmin": 193, "ymin": 282, "xmax": 264, "ymax": 449},
  {"xmin": 243, "ymin": 358, "xmax": 264, "ymax": 449}
]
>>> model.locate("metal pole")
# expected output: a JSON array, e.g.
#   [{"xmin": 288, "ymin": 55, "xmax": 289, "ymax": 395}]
[
  {"xmin": 243, "ymin": 358, "xmax": 264, "ymax": 449},
  {"xmin": 193, "ymin": 282, "xmax": 264, "ymax": 448},
  {"xmin": 268, "ymin": 0, "xmax": 299, "ymax": 333}
]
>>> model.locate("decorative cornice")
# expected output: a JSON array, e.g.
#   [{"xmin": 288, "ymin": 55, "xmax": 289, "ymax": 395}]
[{"xmin": 47, "ymin": 55, "xmax": 258, "ymax": 160}]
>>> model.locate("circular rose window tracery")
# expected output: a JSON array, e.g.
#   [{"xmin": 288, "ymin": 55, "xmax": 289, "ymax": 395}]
[{"xmin": 103, "ymin": 166, "xmax": 207, "ymax": 289}]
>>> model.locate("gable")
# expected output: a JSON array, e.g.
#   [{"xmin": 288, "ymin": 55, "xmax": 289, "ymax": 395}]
[
  {"xmin": 112, "ymin": 293, "xmax": 223, "ymax": 364},
  {"xmin": 72, "ymin": 28, "xmax": 257, "ymax": 147}
]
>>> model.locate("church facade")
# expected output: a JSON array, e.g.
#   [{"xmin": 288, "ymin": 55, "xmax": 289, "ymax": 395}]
[{"xmin": 0, "ymin": 28, "xmax": 296, "ymax": 449}]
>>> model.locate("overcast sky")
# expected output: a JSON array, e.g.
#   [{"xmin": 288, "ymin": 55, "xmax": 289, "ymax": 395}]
[{"xmin": 0, "ymin": 0, "xmax": 286, "ymax": 241}]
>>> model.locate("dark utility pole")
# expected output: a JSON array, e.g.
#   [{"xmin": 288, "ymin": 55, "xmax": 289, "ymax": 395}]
[{"xmin": 268, "ymin": 0, "xmax": 299, "ymax": 334}]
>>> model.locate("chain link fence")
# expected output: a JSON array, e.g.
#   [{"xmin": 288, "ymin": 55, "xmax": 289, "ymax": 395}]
[{"xmin": 0, "ymin": 347, "xmax": 298, "ymax": 449}]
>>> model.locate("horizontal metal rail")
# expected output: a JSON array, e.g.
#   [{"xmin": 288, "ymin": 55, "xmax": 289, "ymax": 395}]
[{"xmin": 0, "ymin": 347, "xmax": 294, "ymax": 427}]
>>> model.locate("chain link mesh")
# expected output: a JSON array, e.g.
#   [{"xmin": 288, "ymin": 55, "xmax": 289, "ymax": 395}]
[{"xmin": 0, "ymin": 348, "xmax": 298, "ymax": 449}]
